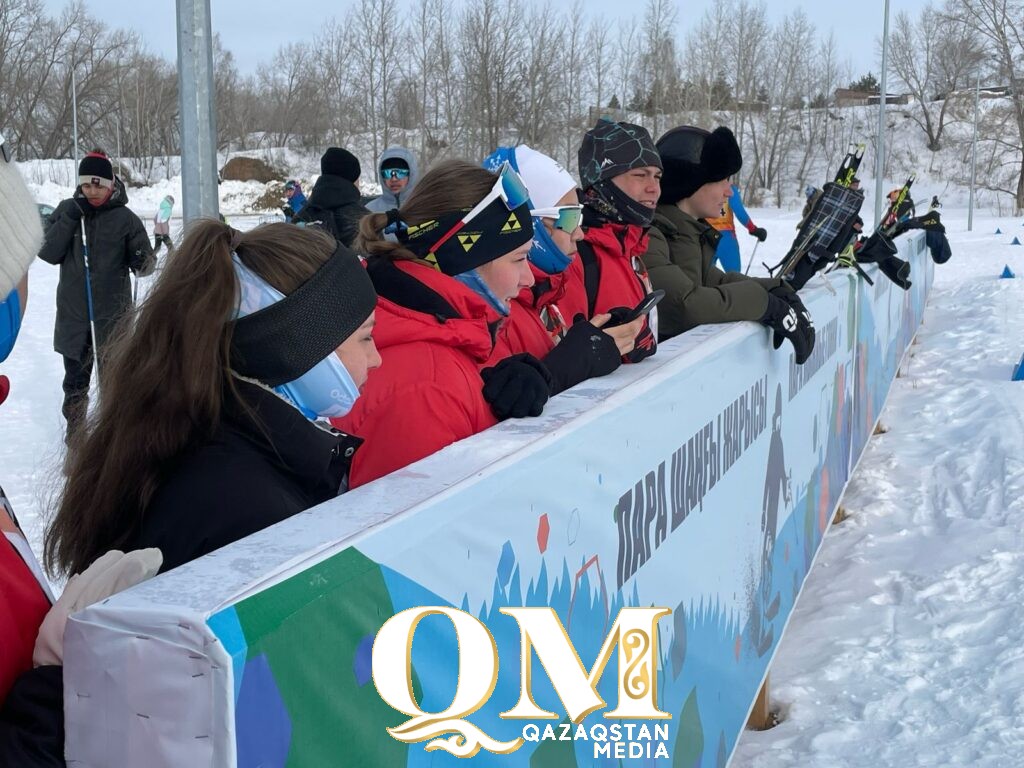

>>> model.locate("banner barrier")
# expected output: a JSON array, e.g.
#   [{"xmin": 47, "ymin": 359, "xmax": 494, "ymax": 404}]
[{"xmin": 64, "ymin": 233, "xmax": 933, "ymax": 767}]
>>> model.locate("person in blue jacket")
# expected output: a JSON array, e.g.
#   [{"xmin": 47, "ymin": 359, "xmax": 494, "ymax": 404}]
[{"xmin": 704, "ymin": 182, "xmax": 767, "ymax": 272}]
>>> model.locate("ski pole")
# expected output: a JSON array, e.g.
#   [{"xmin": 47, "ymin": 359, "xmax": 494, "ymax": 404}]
[
  {"xmin": 744, "ymin": 240, "xmax": 761, "ymax": 275},
  {"xmin": 79, "ymin": 218, "xmax": 101, "ymax": 383}
]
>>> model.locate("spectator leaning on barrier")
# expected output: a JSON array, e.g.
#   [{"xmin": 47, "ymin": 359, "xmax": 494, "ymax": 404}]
[
  {"xmin": 282, "ymin": 180, "xmax": 307, "ymax": 220},
  {"xmin": 292, "ymin": 147, "xmax": 370, "ymax": 247},
  {"xmin": 646, "ymin": 125, "xmax": 815, "ymax": 365},
  {"xmin": 562, "ymin": 120, "xmax": 661, "ymax": 364},
  {"xmin": 366, "ymin": 146, "xmax": 419, "ymax": 213},
  {"xmin": 37, "ymin": 150, "xmax": 155, "ymax": 443},
  {"xmin": 44, "ymin": 222, "xmax": 379, "ymax": 577},
  {"xmin": 704, "ymin": 182, "xmax": 767, "ymax": 272},
  {"xmin": 481, "ymin": 145, "xmax": 641, "ymax": 411},
  {"xmin": 0, "ymin": 137, "xmax": 162, "ymax": 767},
  {"xmin": 333, "ymin": 160, "xmax": 541, "ymax": 487}
]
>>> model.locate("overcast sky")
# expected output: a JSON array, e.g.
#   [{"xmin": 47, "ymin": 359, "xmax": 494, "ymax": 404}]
[{"xmin": 43, "ymin": 0, "xmax": 931, "ymax": 79}]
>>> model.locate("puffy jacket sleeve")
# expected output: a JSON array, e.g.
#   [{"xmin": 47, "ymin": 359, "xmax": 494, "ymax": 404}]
[
  {"xmin": 125, "ymin": 212, "xmax": 156, "ymax": 276},
  {"xmin": 648, "ymin": 224, "xmax": 771, "ymax": 339},
  {"xmin": 0, "ymin": 665, "xmax": 64, "ymax": 768},
  {"xmin": 345, "ymin": 383, "xmax": 478, "ymax": 488},
  {"xmin": 37, "ymin": 200, "xmax": 79, "ymax": 266}
]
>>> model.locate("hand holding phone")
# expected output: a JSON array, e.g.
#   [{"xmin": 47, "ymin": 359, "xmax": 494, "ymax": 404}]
[{"xmin": 604, "ymin": 289, "xmax": 665, "ymax": 328}]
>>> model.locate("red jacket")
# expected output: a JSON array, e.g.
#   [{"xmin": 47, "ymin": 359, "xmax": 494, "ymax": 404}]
[
  {"xmin": 561, "ymin": 222, "xmax": 658, "ymax": 363},
  {"xmin": 487, "ymin": 263, "xmax": 587, "ymax": 364},
  {"xmin": 0, "ymin": 496, "xmax": 50, "ymax": 705},
  {"xmin": 332, "ymin": 259, "xmax": 500, "ymax": 488}
]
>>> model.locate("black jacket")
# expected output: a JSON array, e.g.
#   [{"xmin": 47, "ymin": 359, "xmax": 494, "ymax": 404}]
[
  {"xmin": 291, "ymin": 174, "xmax": 369, "ymax": 247},
  {"xmin": 126, "ymin": 379, "xmax": 362, "ymax": 573},
  {"xmin": 0, "ymin": 666, "xmax": 63, "ymax": 767},
  {"xmin": 37, "ymin": 180, "xmax": 154, "ymax": 361}
]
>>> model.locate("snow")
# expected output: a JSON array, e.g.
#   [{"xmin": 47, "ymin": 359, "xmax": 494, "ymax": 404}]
[{"xmin": 3, "ymin": 160, "xmax": 1024, "ymax": 764}]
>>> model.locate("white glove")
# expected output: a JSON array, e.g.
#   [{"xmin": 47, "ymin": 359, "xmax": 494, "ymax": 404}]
[{"xmin": 33, "ymin": 548, "xmax": 162, "ymax": 667}]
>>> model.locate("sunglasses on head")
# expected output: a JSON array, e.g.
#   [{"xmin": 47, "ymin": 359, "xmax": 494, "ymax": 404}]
[
  {"xmin": 381, "ymin": 168, "xmax": 410, "ymax": 180},
  {"xmin": 428, "ymin": 161, "xmax": 530, "ymax": 257},
  {"xmin": 531, "ymin": 204, "xmax": 583, "ymax": 234}
]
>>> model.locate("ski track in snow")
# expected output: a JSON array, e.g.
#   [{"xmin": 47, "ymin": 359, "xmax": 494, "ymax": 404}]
[{"xmin": 3, "ymin": 202, "xmax": 1024, "ymax": 765}]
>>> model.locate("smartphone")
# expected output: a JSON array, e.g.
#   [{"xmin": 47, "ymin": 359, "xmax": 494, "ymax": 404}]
[{"xmin": 605, "ymin": 289, "xmax": 665, "ymax": 327}]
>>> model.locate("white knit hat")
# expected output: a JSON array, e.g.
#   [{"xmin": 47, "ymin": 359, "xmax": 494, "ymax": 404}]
[
  {"xmin": 0, "ymin": 134, "xmax": 42, "ymax": 297},
  {"xmin": 513, "ymin": 145, "xmax": 578, "ymax": 210}
]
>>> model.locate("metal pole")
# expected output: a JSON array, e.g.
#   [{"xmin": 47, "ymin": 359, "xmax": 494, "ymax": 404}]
[
  {"xmin": 873, "ymin": 0, "xmax": 891, "ymax": 228},
  {"xmin": 176, "ymin": 0, "xmax": 219, "ymax": 224},
  {"xmin": 72, "ymin": 69, "xmax": 102, "ymax": 383},
  {"xmin": 968, "ymin": 71, "xmax": 980, "ymax": 232}
]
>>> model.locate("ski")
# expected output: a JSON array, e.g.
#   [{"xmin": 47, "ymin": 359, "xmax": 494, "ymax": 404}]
[
  {"xmin": 833, "ymin": 143, "xmax": 866, "ymax": 187},
  {"xmin": 880, "ymin": 173, "xmax": 916, "ymax": 235}
]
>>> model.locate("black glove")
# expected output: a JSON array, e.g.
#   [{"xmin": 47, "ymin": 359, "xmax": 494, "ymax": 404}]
[
  {"xmin": 542, "ymin": 315, "xmax": 623, "ymax": 394},
  {"xmin": 877, "ymin": 255, "xmax": 912, "ymax": 289},
  {"xmin": 760, "ymin": 292, "xmax": 815, "ymax": 364},
  {"xmin": 926, "ymin": 228, "xmax": 952, "ymax": 264},
  {"xmin": 749, "ymin": 226, "xmax": 768, "ymax": 242},
  {"xmin": 480, "ymin": 353, "xmax": 552, "ymax": 420}
]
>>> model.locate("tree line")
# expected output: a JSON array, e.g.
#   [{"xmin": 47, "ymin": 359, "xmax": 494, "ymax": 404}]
[{"xmin": 2, "ymin": 0, "xmax": 1022, "ymax": 211}]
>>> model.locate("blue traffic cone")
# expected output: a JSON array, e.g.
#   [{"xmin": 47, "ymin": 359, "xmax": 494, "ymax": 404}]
[
  {"xmin": 1014, "ymin": 353, "xmax": 1024, "ymax": 381},
  {"xmin": 1001, "ymin": 265, "xmax": 1016, "ymax": 278},
  {"xmin": 1013, "ymin": 236, "xmax": 1022, "ymax": 245},
  {"xmin": 996, "ymin": 228, "xmax": 1003, "ymax": 234}
]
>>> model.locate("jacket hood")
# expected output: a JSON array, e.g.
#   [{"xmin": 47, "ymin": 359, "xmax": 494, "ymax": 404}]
[
  {"xmin": 372, "ymin": 145, "xmax": 419, "ymax": 210},
  {"xmin": 74, "ymin": 176, "xmax": 129, "ymax": 212},
  {"xmin": 308, "ymin": 173, "xmax": 363, "ymax": 209},
  {"xmin": 583, "ymin": 218, "xmax": 650, "ymax": 261},
  {"xmin": 366, "ymin": 258, "xmax": 499, "ymax": 363}
]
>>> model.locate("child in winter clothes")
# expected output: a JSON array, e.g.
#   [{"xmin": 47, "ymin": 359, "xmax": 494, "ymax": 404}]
[
  {"xmin": 37, "ymin": 151, "xmax": 155, "ymax": 441},
  {"xmin": 153, "ymin": 194, "xmax": 175, "ymax": 256}
]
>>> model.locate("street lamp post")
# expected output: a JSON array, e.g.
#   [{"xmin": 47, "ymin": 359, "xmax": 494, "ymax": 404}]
[
  {"xmin": 874, "ymin": 0, "xmax": 891, "ymax": 228},
  {"xmin": 968, "ymin": 72, "xmax": 980, "ymax": 232}
]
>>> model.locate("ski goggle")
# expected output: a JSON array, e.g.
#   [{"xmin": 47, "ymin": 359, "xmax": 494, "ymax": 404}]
[
  {"xmin": 531, "ymin": 205, "xmax": 583, "ymax": 234},
  {"xmin": 381, "ymin": 168, "xmax": 410, "ymax": 180},
  {"xmin": 428, "ymin": 162, "xmax": 530, "ymax": 256},
  {"xmin": 0, "ymin": 133, "xmax": 11, "ymax": 164}
]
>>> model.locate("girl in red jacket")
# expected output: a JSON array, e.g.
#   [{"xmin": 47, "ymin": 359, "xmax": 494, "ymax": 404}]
[{"xmin": 334, "ymin": 160, "xmax": 550, "ymax": 487}]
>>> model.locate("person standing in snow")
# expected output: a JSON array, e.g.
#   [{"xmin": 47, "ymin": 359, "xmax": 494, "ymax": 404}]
[
  {"xmin": 704, "ymin": 182, "xmax": 767, "ymax": 272},
  {"xmin": 282, "ymin": 179, "xmax": 306, "ymax": 220},
  {"xmin": 292, "ymin": 147, "xmax": 370, "ymax": 247},
  {"xmin": 37, "ymin": 150, "xmax": 155, "ymax": 442},
  {"xmin": 45, "ymin": 222, "xmax": 379, "ymax": 578},
  {"xmin": 366, "ymin": 147, "xmax": 418, "ymax": 213},
  {"xmin": 0, "ymin": 133, "xmax": 162, "ymax": 767},
  {"xmin": 152, "ymin": 194, "xmax": 175, "ymax": 257},
  {"xmin": 645, "ymin": 125, "xmax": 815, "ymax": 365}
]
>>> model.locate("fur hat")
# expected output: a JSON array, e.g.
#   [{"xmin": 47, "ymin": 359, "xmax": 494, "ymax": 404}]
[
  {"xmin": 656, "ymin": 126, "xmax": 742, "ymax": 205},
  {"xmin": 0, "ymin": 138, "xmax": 43, "ymax": 296},
  {"xmin": 320, "ymin": 147, "xmax": 361, "ymax": 182}
]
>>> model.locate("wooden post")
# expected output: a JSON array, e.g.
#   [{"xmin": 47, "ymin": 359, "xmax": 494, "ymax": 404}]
[{"xmin": 747, "ymin": 675, "xmax": 773, "ymax": 730}]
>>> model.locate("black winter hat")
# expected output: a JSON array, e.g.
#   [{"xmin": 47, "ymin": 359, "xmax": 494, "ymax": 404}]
[
  {"xmin": 578, "ymin": 120, "xmax": 661, "ymax": 190},
  {"xmin": 320, "ymin": 147, "xmax": 361, "ymax": 182},
  {"xmin": 656, "ymin": 126, "xmax": 742, "ymax": 205},
  {"xmin": 78, "ymin": 151, "xmax": 114, "ymax": 189},
  {"xmin": 380, "ymin": 156, "xmax": 409, "ymax": 172}
]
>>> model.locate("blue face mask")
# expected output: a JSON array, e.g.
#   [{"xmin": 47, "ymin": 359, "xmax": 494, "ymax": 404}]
[
  {"xmin": 453, "ymin": 269, "xmax": 510, "ymax": 317},
  {"xmin": 528, "ymin": 219, "xmax": 572, "ymax": 274},
  {"xmin": 232, "ymin": 255, "xmax": 361, "ymax": 420},
  {"xmin": 0, "ymin": 288, "xmax": 22, "ymax": 364}
]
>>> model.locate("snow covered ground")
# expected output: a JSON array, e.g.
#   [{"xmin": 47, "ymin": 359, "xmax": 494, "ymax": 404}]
[{"xmin": 2, "ymin": 190, "xmax": 1024, "ymax": 765}]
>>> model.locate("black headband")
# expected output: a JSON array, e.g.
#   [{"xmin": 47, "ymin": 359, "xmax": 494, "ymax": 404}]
[
  {"xmin": 229, "ymin": 243, "xmax": 377, "ymax": 386},
  {"xmin": 400, "ymin": 198, "xmax": 534, "ymax": 276}
]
